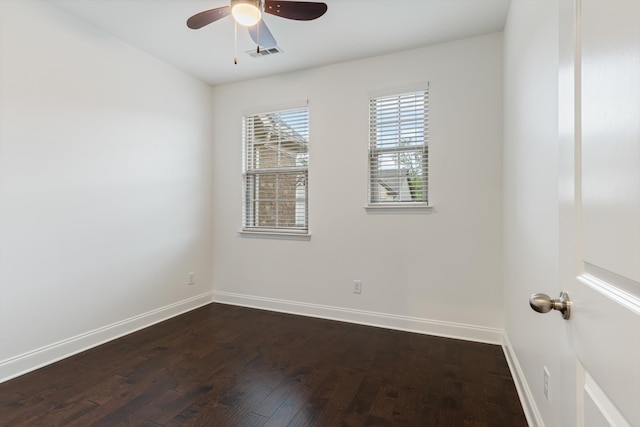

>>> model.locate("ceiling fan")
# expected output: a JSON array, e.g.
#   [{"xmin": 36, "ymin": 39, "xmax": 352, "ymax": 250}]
[{"xmin": 187, "ymin": 0, "xmax": 328, "ymax": 60}]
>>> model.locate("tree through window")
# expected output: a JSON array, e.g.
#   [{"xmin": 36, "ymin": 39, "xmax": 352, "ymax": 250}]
[
  {"xmin": 242, "ymin": 107, "xmax": 309, "ymax": 232},
  {"xmin": 369, "ymin": 88, "xmax": 429, "ymax": 205}
]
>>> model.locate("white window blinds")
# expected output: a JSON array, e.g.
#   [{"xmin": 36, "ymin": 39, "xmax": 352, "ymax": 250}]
[
  {"xmin": 242, "ymin": 107, "xmax": 309, "ymax": 232},
  {"xmin": 368, "ymin": 89, "xmax": 429, "ymax": 205}
]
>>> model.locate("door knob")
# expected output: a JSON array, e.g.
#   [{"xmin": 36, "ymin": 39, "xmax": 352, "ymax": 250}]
[{"xmin": 529, "ymin": 291, "xmax": 571, "ymax": 320}]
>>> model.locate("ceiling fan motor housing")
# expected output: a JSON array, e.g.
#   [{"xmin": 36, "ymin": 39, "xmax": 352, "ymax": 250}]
[
  {"xmin": 231, "ymin": 0, "xmax": 262, "ymax": 7},
  {"xmin": 231, "ymin": 0, "xmax": 263, "ymax": 27}
]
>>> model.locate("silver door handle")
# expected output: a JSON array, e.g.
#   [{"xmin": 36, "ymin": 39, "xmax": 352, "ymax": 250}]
[{"xmin": 529, "ymin": 291, "xmax": 571, "ymax": 320}]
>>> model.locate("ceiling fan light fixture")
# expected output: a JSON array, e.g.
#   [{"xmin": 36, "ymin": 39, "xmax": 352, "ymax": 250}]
[{"xmin": 231, "ymin": 0, "xmax": 262, "ymax": 26}]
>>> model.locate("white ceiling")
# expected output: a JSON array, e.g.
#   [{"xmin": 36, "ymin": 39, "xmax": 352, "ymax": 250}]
[{"xmin": 50, "ymin": 0, "xmax": 511, "ymax": 86}]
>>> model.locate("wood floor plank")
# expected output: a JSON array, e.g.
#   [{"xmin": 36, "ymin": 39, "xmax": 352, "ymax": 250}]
[
  {"xmin": 237, "ymin": 412, "xmax": 270, "ymax": 427},
  {"xmin": 308, "ymin": 398, "xmax": 350, "ymax": 427},
  {"xmin": 0, "ymin": 303, "xmax": 527, "ymax": 426},
  {"xmin": 261, "ymin": 384, "xmax": 310, "ymax": 427}
]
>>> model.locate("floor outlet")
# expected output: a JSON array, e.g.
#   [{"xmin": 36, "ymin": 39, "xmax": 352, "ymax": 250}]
[
  {"xmin": 353, "ymin": 280, "xmax": 362, "ymax": 294},
  {"xmin": 543, "ymin": 367, "xmax": 550, "ymax": 401}
]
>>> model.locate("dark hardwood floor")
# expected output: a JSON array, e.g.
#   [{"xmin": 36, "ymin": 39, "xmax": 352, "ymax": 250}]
[{"xmin": 0, "ymin": 303, "xmax": 527, "ymax": 426}]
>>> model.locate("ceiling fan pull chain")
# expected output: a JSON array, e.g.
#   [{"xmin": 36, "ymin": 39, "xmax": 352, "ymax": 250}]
[
  {"xmin": 259, "ymin": 0, "xmax": 263, "ymax": 54},
  {"xmin": 234, "ymin": 20, "xmax": 238, "ymax": 64}
]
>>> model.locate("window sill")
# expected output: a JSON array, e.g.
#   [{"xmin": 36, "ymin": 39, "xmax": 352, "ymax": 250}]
[
  {"xmin": 364, "ymin": 204, "xmax": 433, "ymax": 214},
  {"xmin": 238, "ymin": 230, "xmax": 312, "ymax": 241}
]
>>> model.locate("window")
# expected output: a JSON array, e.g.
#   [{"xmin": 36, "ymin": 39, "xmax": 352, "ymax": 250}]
[
  {"xmin": 242, "ymin": 107, "xmax": 309, "ymax": 233},
  {"xmin": 368, "ymin": 88, "xmax": 429, "ymax": 206}
]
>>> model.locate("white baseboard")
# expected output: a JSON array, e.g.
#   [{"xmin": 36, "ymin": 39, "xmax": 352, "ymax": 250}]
[
  {"xmin": 0, "ymin": 292, "xmax": 214, "ymax": 384},
  {"xmin": 502, "ymin": 333, "xmax": 544, "ymax": 427},
  {"xmin": 212, "ymin": 290, "xmax": 503, "ymax": 344}
]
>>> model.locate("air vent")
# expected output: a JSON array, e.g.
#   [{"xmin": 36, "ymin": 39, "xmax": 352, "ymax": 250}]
[{"xmin": 246, "ymin": 47, "xmax": 283, "ymax": 58}]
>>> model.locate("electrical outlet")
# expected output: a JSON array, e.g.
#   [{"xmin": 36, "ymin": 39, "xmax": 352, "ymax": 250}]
[
  {"xmin": 543, "ymin": 367, "xmax": 550, "ymax": 401},
  {"xmin": 188, "ymin": 272, "xmax": 195, "ymax": 286},
  {"xmin": 353, "ymin": 280, "xmax": 362, "ymax": 294}
]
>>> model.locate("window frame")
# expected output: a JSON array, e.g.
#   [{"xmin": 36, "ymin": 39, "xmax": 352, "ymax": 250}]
[
  {"xmin": 367, "ymin": 86, "xmax": 430, "ymax": 210},
  {"xmin": 241, "ymin": 106, "xmax": 310, "ymax": 236}
]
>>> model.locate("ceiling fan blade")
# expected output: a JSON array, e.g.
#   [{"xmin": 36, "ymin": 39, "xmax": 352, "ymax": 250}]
[
  {"xmin": 248, "ymin": 20, "xmax": 278, "ymax": 49},
  {"xmin": 264, "ymin": 1, "xmax": 328, "ymax": 21},
  {"xmin": 187, "ymin": 6, "xmax": 231, "ymax": 29}
]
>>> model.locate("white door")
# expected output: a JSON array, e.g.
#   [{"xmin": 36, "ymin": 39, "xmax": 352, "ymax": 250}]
[{"xmin": 558, "ymin": 0, "xmax": 640, "ymax": 425}]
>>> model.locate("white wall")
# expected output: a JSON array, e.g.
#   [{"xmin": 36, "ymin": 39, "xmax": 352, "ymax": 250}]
[
  {"xmin": 211, "ymin": 33, "xmax": 504, "ymax": 341},
  {"xmin": 503, "ymin": 2, "xmax": 570, "ymax": 426},
  {"xmin": 0, "ymin": 0, "xmax": 214, "ymax": 381}
]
